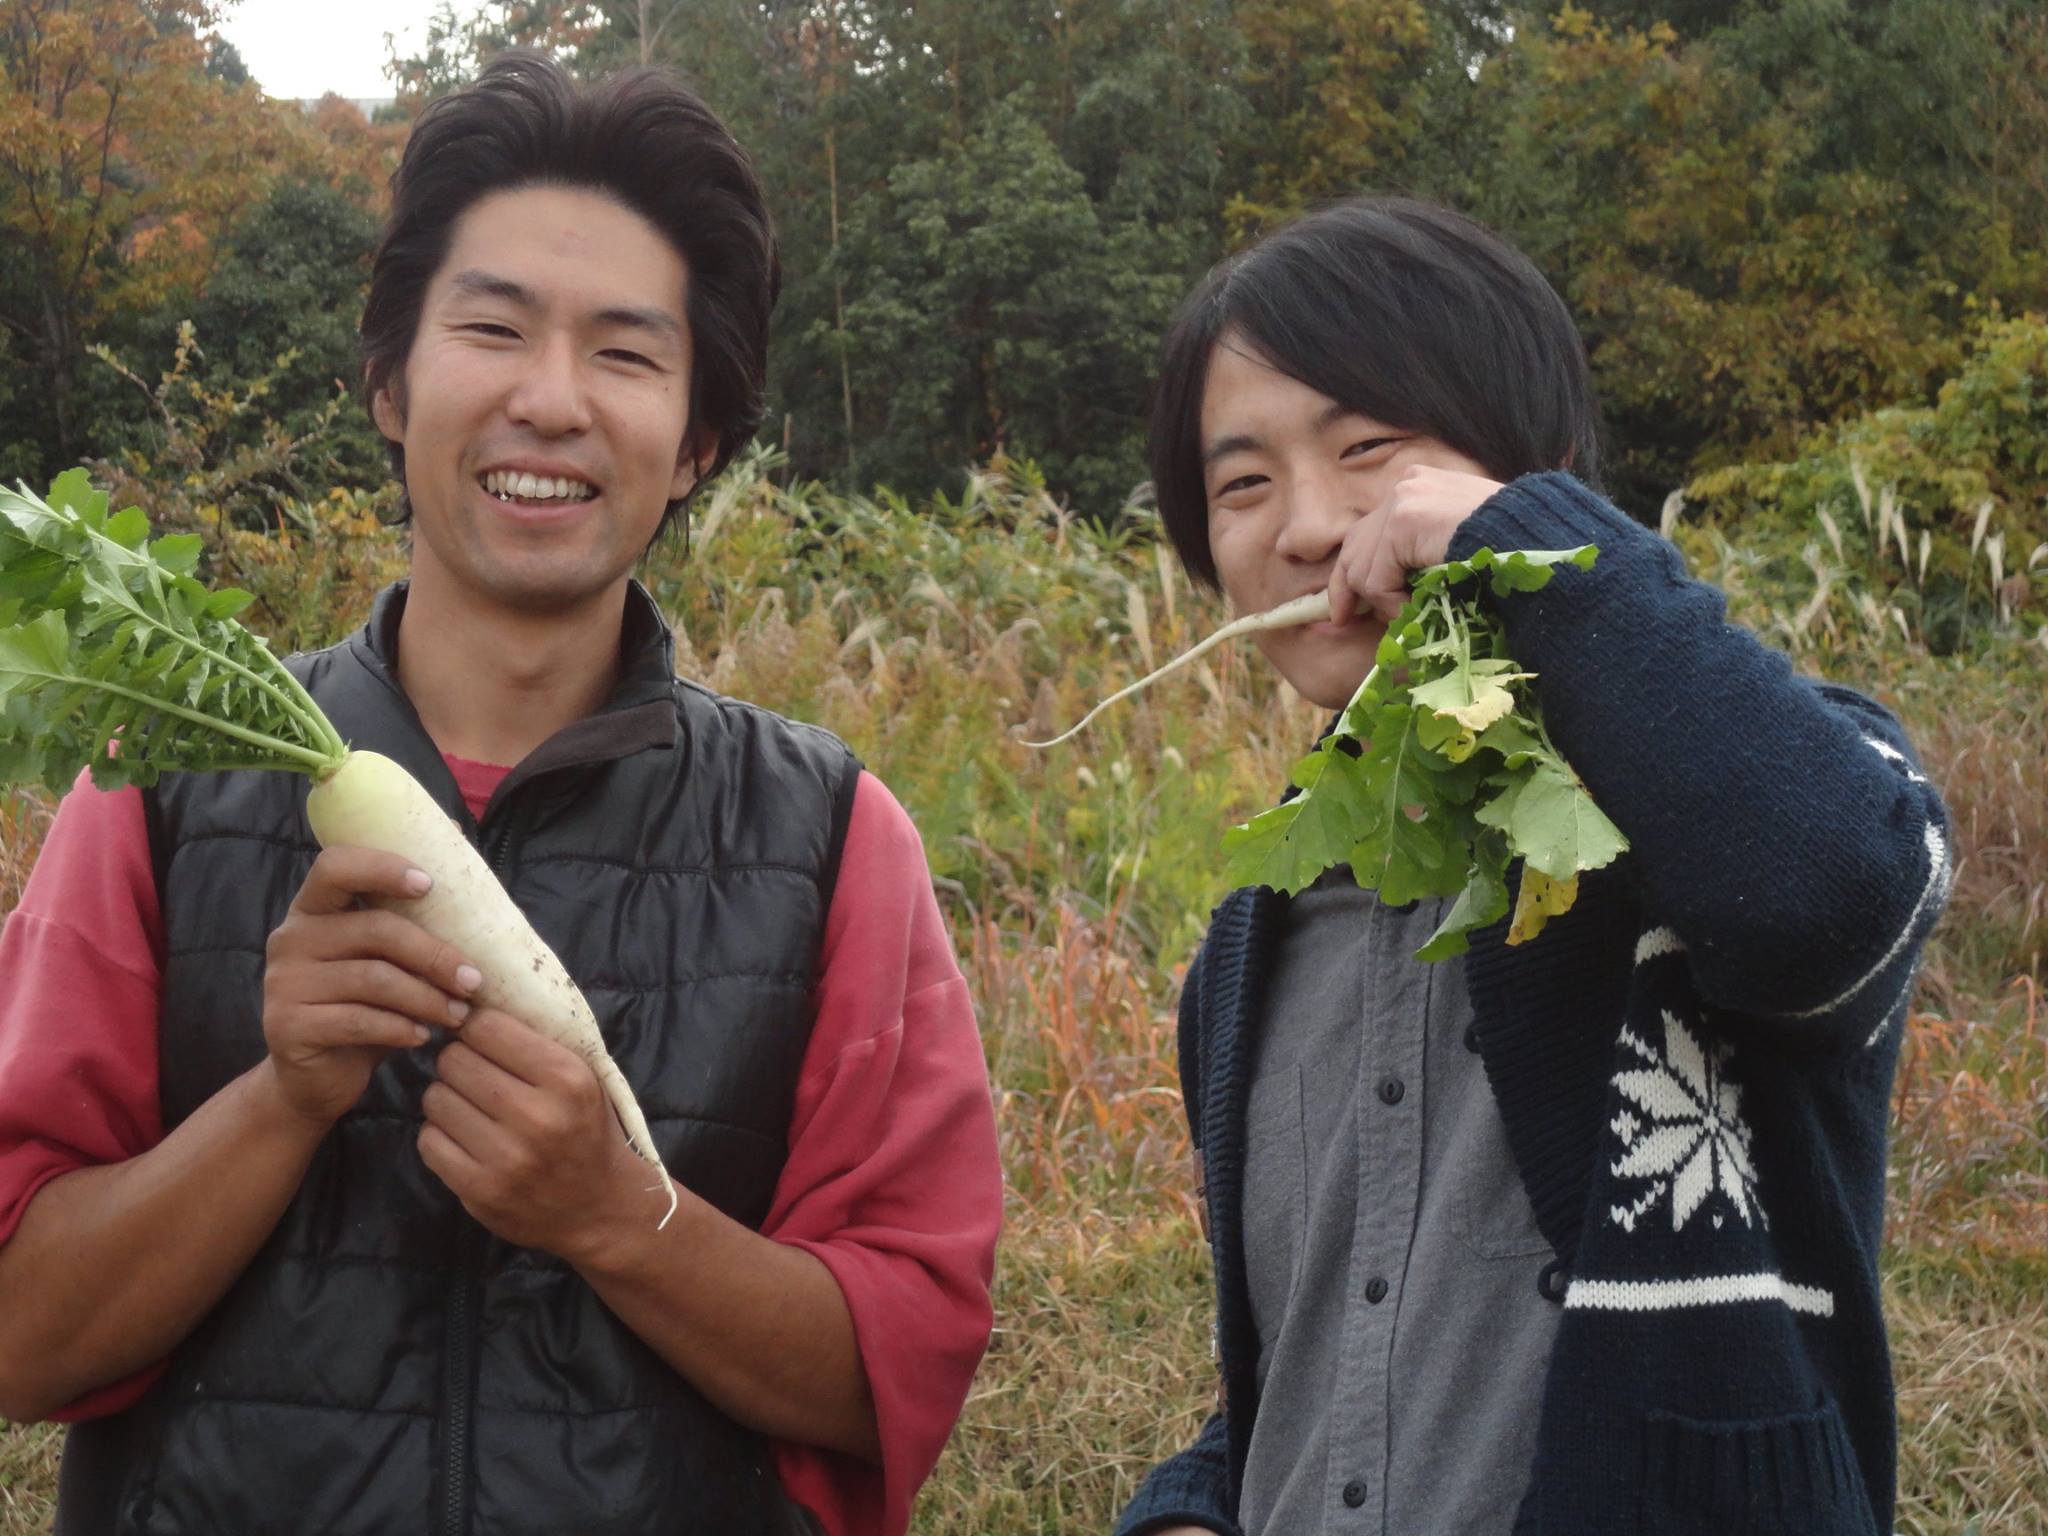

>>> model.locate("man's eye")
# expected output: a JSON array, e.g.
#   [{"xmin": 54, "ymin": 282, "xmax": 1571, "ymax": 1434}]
[
  {"xmin": 1342, "ymin": 436, "xmax": 1402, "ymax": 459},
  {"xmin": 1215, "ymin": 473, "xmax": 1267, "ymax": 499},
  {"xmin": 602, "ymin": 349, "xmax": 655, "ymax": 367},
  {"xmin": 464, "ymin": 323, "xmax": 519, "ymax": 339}
]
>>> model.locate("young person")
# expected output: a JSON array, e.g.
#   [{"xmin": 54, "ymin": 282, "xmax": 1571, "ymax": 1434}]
[
  {"xmin": 1116, "ymin": 198, "xmax": 1950, "ymax": 1536},
  {"xmin": 0, "ymin": 54, "xmax": 1000, "ymax": 1536}
]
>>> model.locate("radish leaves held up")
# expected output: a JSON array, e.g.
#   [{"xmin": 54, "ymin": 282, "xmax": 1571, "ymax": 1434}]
[
  {"xmin": 1027, "ymin": 541, "xmax": 1628, "ymax": 960},
  {"xmin": 1223, "ymin": 546, "xmax": 1626, "ymax": 958}
]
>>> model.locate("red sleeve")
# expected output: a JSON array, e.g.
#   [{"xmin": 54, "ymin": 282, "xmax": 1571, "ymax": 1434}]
[
  {"xmin": 0, "ymin": 770, "xmax": 170, "ymax": 1418},
  {"xmin": 764, "ymin": 773, "xmax": 1001, "ymax": 1536}
]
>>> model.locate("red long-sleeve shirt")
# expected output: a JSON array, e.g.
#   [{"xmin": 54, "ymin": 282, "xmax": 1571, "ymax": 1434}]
[{"xmin": 0, "ymin": 763, "xmax": 1000, "ymax": 1536}]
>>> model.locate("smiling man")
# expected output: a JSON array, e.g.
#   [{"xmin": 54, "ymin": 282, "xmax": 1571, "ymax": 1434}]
[
  {"xmin": 1116, "ymin": 199, "xmax": 1951, "ymax": 1536},
  {"xmin": 0, "ymin": 54, "xmax": 1000, "ymax": 1536}
]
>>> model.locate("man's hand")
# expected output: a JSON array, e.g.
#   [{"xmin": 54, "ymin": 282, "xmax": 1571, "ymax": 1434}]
[
  {"xmin": 0, "ymin": 850, "xmax": 482, "ymax": 1421},
  {"xmin": 418, "ymin": 1008, "xmax": 646, "ymax": 1258},
  {"xmin": 1326, "ymin": 464, "xmax": 1505, "ymax": 625},
  {"xmin": 262, "ymin": 847, "xmax": 481, "ymax": 1126}
]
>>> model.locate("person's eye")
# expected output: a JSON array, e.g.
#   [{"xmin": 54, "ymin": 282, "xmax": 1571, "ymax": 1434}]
[
  {"xmin": 1341, "ymin": 436, "xmax": 1404, "ymax": 460},
  {"xmin": 601, "ymin": 349, "xmax": 656, "ymax": 368},
  {"xmin": 463, "ymin": 322, "xmax": 519, "ymax": 339},
  {"xmin": 1213, "ymin": 472, "xmax": 1268, "ymax": 500}
]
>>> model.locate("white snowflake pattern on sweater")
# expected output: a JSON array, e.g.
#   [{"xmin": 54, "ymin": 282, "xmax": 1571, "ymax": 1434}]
[{"xmin": 1607, "ymin": 1008, "xmax": 1764, "ymax": 1234}]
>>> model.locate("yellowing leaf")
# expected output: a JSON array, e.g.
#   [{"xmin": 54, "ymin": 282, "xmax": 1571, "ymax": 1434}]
[
  {"xmin": 1410, "ymin": 661, "xmax": 1534, "ymax": 732},
  {"xmin": 1507, "ymin": 866, "xmax": 1577, "ymax": 945}
]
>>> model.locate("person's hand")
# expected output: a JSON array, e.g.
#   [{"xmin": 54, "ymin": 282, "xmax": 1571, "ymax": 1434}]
[
  {"xmin": 1326, "ymin": 464, "xmax": 1505, "ymax": 625},
  {"xmin": 261, "ymin": 847, "xmax": 480, "ymax": 1127},
  {"xmin": 418, "ymin": 1008, "xmax": 651, "ymax": 1260}
]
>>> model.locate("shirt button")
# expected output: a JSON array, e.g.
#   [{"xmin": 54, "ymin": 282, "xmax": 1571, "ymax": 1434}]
[
  {"xmin": 1343, "ymin": 1478, "xmax": 1368, "ymax": 1508},
  {"xmin": 1365, "ymin": 1277, "xmax": 1388, "ymax": 1304},
  {"xmin": 1378, "ymin": 1076, "xmax": 1405, "ymax": 1105}
]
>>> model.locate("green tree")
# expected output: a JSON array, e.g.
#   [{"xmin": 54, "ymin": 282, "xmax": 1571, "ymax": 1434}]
[
  {"xmin": 1224, "ymin": 0, "xmax": 1436, "ymax": 237},
  {"xmin": 96, "ymin": 178, "xmax": 387, "ymax": 500},
  {"xmin": 833, "ymin": 105, "xmax": 1180, "ymax": 511},
  {"xmin": 640, "ymin": 0, "xmax": 1245, "ymax": 501},
  {"xmin": 1456, "ymin": 2, "xmax": 2046, "ymax": 512},
  {"xmin": 0, "ymin": 0, "xmax": 295, "ymax": 475},
  {"xmin": 1528, "ymin": 0, "xmax": 1747, "ymax": 38},
  {"xmin": 375, "ymin": 0, "xmax": 2048, "ymax": 525}
]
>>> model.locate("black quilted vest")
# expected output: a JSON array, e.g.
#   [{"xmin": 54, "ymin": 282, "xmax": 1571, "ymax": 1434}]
[{"xmin": 54, "ymin": 582, "xmax": 860, "ymax": 1536}]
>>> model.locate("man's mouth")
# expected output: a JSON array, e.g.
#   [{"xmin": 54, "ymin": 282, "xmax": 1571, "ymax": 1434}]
[{"xmin": 478, "ymin": 469, "xmax": 599, "ymax": 504}]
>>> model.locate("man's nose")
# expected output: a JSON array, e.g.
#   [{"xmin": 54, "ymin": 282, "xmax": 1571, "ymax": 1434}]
[
  {"xmin": 1273, "ymin": 471, "xmax": 1360, "ymax": 563},
  {"xmin": 505, "ymin": 337, "xmax": 593, "ymax": 437}
]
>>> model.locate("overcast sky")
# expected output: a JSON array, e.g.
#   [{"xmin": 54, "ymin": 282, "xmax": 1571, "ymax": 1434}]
[{"xmin": 215, "ymin": 0, "xmax": 444, "ymax": 101}]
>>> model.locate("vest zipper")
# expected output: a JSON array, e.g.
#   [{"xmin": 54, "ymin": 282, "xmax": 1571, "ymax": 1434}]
[
  {"xmin": 438, "ymin": 1234, "xmax": 479, "ymax": 1536},
  {"xmin": 437, "ymin": 817, "xmax": 516, "ymax": 1536}
]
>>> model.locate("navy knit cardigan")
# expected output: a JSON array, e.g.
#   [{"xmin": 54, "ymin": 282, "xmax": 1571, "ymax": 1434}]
[{"xmin": 1116, "ymin": 473, "xmax": 1952, "ymax": 1536}]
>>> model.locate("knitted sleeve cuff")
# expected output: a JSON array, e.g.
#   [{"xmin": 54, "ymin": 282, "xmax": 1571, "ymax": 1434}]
[
  {"xmin": 1449, "ymin": 470, "xmax": 1659, "ymax": 567},
  {"xmin": 1118, "ymin": 1513, "xmax": 1245, "ymax": 1536},
  {"xmin": 1114, "ymin": 1410, "xmax": 1241, "ymax": 1536}
]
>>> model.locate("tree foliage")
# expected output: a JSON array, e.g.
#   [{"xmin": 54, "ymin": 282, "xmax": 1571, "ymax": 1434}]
[
  {"xmin": 1683, "ymin": 314, "xmax": 2048, "ymax": 654},
  {"xmin": 0, "ymin": 0, "xmax": 396, "ymax": 487},
  {"xmin": 99, "ymin": 179, "xmax": 388, "ymax": 497},
  {"xmin": 0, "ymin": 0, "xmax": 292, "ymax": 466},
  {"xmin": 0, "ymin": 0, "xmax": 2041, "ymax": 535},
  {"xmin": 1455, "ymin": 2, "xmax": 2048, "ymax": 508},
  {"xmin": 831, "ymin": 104, "xmax": 1185, "ymax": 510},
  {"xmin": 486, "ymin": 0, "xmax": 2039, "ymax": 517},
  {"xmin": 1224, "ymin": 0, "xmax": 1435, "ymax": 238}
]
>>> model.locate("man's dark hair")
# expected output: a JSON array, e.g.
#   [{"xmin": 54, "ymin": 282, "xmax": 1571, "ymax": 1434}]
[
  {"xmin": 1148, "ymin": 197, "xmax": 1604, "ymax": 589},
  {"xmin": 361, "ymin": 50, "xmax": 779, "ymax": 537}
]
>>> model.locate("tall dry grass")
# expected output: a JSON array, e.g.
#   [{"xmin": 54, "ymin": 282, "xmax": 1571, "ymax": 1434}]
[
  {"xmin": 1890, "ymin": 985, "xmax": 2048, "ymax": 1262},
  {"xmin": 0, "ymin": 791, "xmax": 50, "ymax": 918},
  {"xmin": 1906, "ymin": 687, "xmax": 2048, "ymax": 1008}
]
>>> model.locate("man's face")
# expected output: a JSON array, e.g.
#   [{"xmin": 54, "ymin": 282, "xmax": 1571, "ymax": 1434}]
[
  {"xmin": 372, "ymin": 184, "xmax": 705, "ymax": 616},
  {"xmin": 1199, "ymin": 333, "xmax": 1493, "ymax": 710}
]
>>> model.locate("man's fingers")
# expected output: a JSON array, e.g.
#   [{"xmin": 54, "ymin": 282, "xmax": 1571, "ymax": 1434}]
[
  {"xmin": 295, "ymin": 1002, "xmax": 431, "ymax": 1054},
  {"xmin": 289, "ymin": 846, "xmax": 435, "ymax": 917},
  {"xmin": 418, "ymin": 1120, "xmax": 484, "ymax": 1191},
  {"xmin": 1364, "ymin": 527, "xmax": 1415, "ymax": 621},
  {"xmin": 1329, "ymin": 512, "xmax": 1391, "ymax": 626},
  {"xmin": 421, "ymin": 1079, "xmax": 514, "ymax": 1162},
  {"xmin": 434, "ymin": 1034, "xmax": 536, "ymax": 1113},
  {"xmin": 277, "ymin": 908, "xmax": 482, "ymax": 1008},
  {"xmin": 452, "ymin": 1009, "xmax": 586, "ymax": 1087},
  {"xmin": 280, "ymin": 957, "xmax": 471, "ymax": 1028},
  {"xmin": 1326, "ymin": 562, "xmax": 1356, "ymax": 625}
]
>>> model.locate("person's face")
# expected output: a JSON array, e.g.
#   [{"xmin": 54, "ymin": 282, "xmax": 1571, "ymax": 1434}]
[
  {"xmin": 372, "ymin": 184, "xmax": 708, "ymax": 617},
  {"xmin": 1199, "ymin": 332, "xmax": 1493, "ymax": 710}
]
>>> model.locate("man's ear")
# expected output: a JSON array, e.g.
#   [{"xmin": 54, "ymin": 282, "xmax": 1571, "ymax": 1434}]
[
  {"xmin": 369, "ymin": 371, "xmax": 405, "ymax": 445},
  {"xmin": 669, "ymin": 427, "xmax": 717, "ymax": 503}
]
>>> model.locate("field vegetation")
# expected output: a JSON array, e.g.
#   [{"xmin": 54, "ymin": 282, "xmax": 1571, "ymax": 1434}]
[{"xmin": 3, "ymin": 426, "xmax": 2043, "ymax": 1531}]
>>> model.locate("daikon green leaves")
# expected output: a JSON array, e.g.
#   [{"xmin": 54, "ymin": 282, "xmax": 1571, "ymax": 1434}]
[
  {"xmin": 0, "ymin": 472, "xmax": 347, "ymax": 793},
  {"xmin": 1222, "ymin": 545, "xmax": 1627, "ymax": 959}
]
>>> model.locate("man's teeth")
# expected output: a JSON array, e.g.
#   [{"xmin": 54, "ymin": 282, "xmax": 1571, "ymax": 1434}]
[{"xmin": 481, "ymin": 470, "xmax": 597, "ymax": 501}]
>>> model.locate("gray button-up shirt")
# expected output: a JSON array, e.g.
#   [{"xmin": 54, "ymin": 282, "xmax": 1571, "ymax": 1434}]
[{"xmin": 1238, "ymin": 874, "xmax": 1562, "ymax": 1536}]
